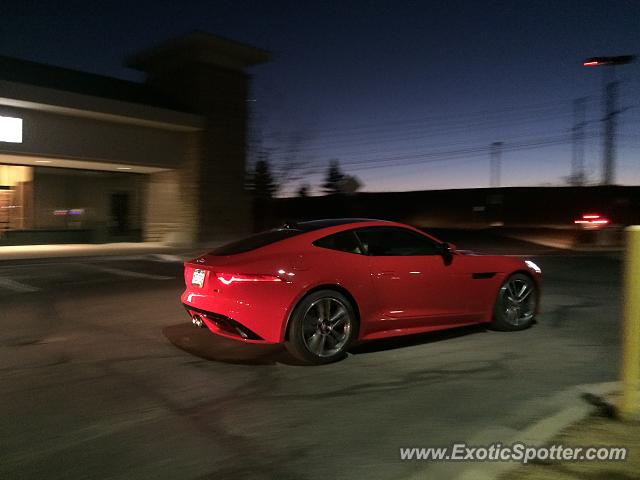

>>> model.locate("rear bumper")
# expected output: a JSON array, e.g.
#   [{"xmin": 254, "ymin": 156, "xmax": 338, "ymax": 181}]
[
  {"xmin": 181, "ymin": 287, "xmax": 290, "ymax": 343},
  {"xmin": 182, "ymin": 303, "xmax": 269, "ymax": 343}
]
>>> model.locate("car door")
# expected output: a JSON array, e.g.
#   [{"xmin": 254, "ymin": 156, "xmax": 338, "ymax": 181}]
[{"xmin": 355, "ymin": 227, "xmax": 467, "ymax": 331}]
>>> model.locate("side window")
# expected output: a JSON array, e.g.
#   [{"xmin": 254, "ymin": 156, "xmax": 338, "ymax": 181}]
[
  {"xmin": 313, "ymin": 230, "xmax": 364, "ymax": 254},
  {"xmin": 355, "ymin": 227, "xmax": 441, "ymax": 256}
]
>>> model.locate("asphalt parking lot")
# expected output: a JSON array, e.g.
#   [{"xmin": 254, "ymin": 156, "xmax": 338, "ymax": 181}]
[{"xmin": 0, "ymin": 235, "xmax": 623, "ymax": 480}]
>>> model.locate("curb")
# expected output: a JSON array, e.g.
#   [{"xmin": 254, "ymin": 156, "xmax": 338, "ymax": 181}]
[
  {"xmin": 403, "ymin": 381, "xmax": 619, "ymax": 480},
  {"xmin": 455, "ymin": 381, "xmax": 619, "ymax": 480}
]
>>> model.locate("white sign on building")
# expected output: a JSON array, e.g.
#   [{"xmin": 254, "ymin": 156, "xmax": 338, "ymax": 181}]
[{"xmin": 0, "ymin": 116, "xmax": 23, "ymax": 143}]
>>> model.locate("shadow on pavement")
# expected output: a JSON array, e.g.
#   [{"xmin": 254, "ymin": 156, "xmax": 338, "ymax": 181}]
[
  {"xmin": 165, "ymin": 322, "xmax": 491, "ymax": 366},
  {"xmin": 162, "ymin": 323, "xmax": 307, "ymax": 366},
  {"xmin": 349, "ymin": 323, "xmax": 488, "ymax": 354}
]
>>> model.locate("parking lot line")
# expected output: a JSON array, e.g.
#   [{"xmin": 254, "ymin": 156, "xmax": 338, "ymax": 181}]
[
  {"xmin": 0, "ymin": 277, "xmax": 41, "ymax": 293},
  {"xmin": 82, "ymin": 264, "xmax": 173, "ymax": 281}
]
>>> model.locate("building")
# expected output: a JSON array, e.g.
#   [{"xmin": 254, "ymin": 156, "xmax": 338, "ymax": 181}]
[{"xmin": 0, "ymin": 32, "xmax": 269, "ymax": 245}]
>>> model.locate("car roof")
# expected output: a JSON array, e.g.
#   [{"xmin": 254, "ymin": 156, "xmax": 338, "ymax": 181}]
[
  {"xmin": 282, "ymin": 218, "xmax": 387, "ymax": 231},
  {"xmin": 204, "ymin": 218, "xmax": 438, "ymax": 257},
  {"xmin": 287, "ymin": 218, "xmax": 424, "ymax": 242}
]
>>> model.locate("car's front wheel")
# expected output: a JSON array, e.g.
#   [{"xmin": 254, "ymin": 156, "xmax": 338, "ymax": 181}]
[
  {"xmin": 285, "ymin": 290, "xmax": 357, "ymax": 364},
  {"xmin": 491, "ymin": 273, "xmax": 537, "ymax": 331}
]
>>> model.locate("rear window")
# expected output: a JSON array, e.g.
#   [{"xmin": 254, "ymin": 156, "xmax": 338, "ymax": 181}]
[{"xmin": 210, "ymin": 229, "xmax": 303, "ymax": 255}]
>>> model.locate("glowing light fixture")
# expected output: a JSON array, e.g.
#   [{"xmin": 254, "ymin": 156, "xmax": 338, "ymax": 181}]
[
  {"xmin": 583, "ymin": 55, "xmax": 635, "ymax": 67},
  {"xmin": 0, "ymin": 116, "xmax": 23, "ymax": 143}
]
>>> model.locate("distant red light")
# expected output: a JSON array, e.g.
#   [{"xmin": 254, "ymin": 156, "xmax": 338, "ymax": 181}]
[
  {"xmin": 574, "ymin": 213, "xmax": 610, "ymax": 227},
  {"xmin": 583, "ymin": 61, "xmax": 600, "ymax": 66}
]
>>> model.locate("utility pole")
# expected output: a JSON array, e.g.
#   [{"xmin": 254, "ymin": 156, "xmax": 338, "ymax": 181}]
[
  {"xmin": 602, "ymin": 79, "xmax": 618, "ymax": 185},
  {"xmin": 571, "ymin": 97, "xmax": 587, "ymax": 185},
  {"xmin": 490, "ymin": 141, "xmax": 503, "ymax": 188},
  {"xmin": 583, "ymin": 55, "xmax": 635, "ymax": 185}
]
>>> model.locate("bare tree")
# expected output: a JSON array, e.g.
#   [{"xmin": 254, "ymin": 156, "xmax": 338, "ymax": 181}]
[
  {"xmin": 322, "ymin": 160, "xmax": 345, "ymax": 195},
  {"xmin": 297, "ymin": 183, "xmax": 310, "ymax": 197}
]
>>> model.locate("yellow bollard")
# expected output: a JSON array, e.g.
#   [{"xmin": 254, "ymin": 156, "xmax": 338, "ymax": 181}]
[{"xmin": 620, "ymin": 226, "xmax": 640, "ymax": 421}]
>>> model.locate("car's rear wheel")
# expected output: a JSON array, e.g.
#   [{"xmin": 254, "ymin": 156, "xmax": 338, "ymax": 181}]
[
  {"xmin": 491, "ymin": 273, "xmax": 537, "ymax": 331},
  {"xmin": 285, "ymin": 290, "xmax": 357, "ymax": 364}
]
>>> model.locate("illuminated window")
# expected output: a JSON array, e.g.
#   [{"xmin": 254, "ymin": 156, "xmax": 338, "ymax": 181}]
[{"xmin": 0, "ymin": 116, "xmax": 23, "ymax": 143}]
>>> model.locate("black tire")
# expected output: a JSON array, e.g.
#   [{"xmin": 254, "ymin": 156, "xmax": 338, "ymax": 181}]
[
  {"xmin": 285, "ymin": 290, "xmax": 358, "ymax": 365},
  {"xmin": 491, "ymin": 273, "xmax": 537, "ymax": 331}
]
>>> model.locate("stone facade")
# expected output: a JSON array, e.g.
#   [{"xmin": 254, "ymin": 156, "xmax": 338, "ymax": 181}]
[
  {"xmin": 145, "ymin": 131, "xmax": 201, "ymax": 244},
  {"xmin": 130, "ymin": 34, "xmax": 269, "ymax": 242}
]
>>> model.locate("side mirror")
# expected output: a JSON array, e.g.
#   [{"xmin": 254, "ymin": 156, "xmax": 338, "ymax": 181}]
[{"xmin": 440, "ymin": 242, "xmax": 457, "ymax": 256}]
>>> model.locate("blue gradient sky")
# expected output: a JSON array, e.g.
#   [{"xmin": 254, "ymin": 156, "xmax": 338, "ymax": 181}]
[{"xmin": 2, "ymin": 0, "xmax": 639, "ymax": 195}]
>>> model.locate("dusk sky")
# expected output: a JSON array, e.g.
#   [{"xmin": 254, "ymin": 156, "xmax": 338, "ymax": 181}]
[{"xmin": 2, "ymin": 0, "xmax": 639, "ymax": 195}]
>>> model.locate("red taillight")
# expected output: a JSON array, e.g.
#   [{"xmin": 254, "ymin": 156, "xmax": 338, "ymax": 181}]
[
  {"xmin": 574, "ymin": 213, "xmax": 610, "ymax": 226},
  {"xmin": 215, "ymin": 273, "xmax": 282, "ymax": 285}
]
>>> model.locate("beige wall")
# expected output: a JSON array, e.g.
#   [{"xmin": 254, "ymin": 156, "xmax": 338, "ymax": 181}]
[
  {"xmin": 0, "ymin": 105, "xmax": 204, "ymax": 244},
  {"xmin": 0, "ymin": 106, "xmax": 191, "ymax": 169}
]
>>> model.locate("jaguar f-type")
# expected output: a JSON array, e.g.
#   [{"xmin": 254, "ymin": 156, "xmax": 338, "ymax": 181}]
[{"xmin": 181, "ymin": 219, "xmax": 541, "ymax": 364}]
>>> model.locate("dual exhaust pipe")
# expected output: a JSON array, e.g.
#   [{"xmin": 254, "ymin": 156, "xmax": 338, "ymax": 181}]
[
  {"xmin": 192, "ymin": 315, "xmax": 205, "ymax": 328},
  {"xmin": 191, "ymin": 313, "xmax": 252, "ymax": 340}
]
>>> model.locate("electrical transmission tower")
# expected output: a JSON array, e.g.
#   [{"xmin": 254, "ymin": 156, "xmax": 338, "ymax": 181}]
[
  {"xmin": 602, "ymin": 80, "xmax": 618, "ymax": 185},
  {"xmin": 582, "ymin": 55, "xmax": 635, "ymax": 185},
  {"xmin": 571, "ymin": 97, "xmax": 586, "ymax": 185},
  {"xmin": 490, "ymin": 141, "xmax": 503, "ymax": 188}
]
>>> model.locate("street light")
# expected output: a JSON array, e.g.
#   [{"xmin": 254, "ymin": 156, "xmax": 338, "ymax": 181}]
[
  {"xmin": 582, "ymin": 54, "xmax": 636, "ymax": 185},
  {"xmin": 583, "ymin": 55, "xmax": 635, "ymax": 67}
]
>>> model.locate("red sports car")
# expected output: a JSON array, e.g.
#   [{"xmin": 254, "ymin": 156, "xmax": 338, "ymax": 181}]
[{"xmin": 182, "ymin": 219, "xmax": 541, "ymax": 364}]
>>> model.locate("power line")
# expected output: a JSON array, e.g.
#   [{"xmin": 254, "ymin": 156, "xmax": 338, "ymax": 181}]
[
  {"xmin": 266, "ymin": 112, "xmax": 576, "ymax": 159},
  {"xmin": 277, "ymin": 137, "xmax": 593, "ymax": 196},
  {"xmin": 290, "ymin": 98, "xmax": 592, "ymax": 136},
  {"xmin": 273, "ymin": 122, "xmax": 575, "ymax": 163},
  {"xmin": 270, "ymin": 93, "xmax": 640, "ymax": 194},
  {"xmin": 298, "ymin": 134, "xmax": 592, "ymax": 175}
]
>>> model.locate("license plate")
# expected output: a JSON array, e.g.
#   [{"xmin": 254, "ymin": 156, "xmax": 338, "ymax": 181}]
[{"xmin": 191, "ymin": 269, "xmax": 205, "ymax": 287}]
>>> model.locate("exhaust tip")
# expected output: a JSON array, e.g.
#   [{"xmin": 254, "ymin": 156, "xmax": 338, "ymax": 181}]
[{"xmin": 192, "ymin": 315, "xmax": 204, "ymax": 328}]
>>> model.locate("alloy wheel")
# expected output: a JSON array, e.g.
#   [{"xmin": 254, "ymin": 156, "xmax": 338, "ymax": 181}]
[
  {"xmin": 499, "ymin": 276, "xmax": 536, "ymax": 326},
  {"xmin": 302, "ymin": 297, "xmax": 352, "ymax": 358}
]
